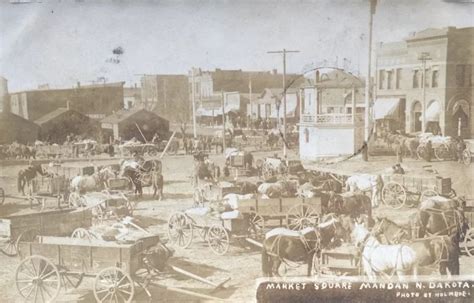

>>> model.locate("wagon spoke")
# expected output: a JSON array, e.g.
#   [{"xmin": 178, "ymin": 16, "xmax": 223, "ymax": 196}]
[
  {"xmin": 95, "ymin": 288, "xmax": 109, "ymax": 294},
  {"xmin": 33, "ymin": 282, "xmax": 39, "ymax": 303},
  {"xmin": 25, "ymin": 284, "xmax": 36, "ymax": 300},
  {"xmin": 19, "ymin": 283, "xmax": 34, "ymax": 294},
  {"xmin": 39, "ymin": 285, "xmax": 45, "ymax": 303},
  {"xmin": 30, "ymin": 259, "xmax": 39, "ymax": 276},
  {"xmin": 41, "ymin": 284, "xmax": 53, "ymax": 299}
]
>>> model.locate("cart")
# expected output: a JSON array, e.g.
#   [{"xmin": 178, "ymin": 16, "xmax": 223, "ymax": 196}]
[
  {"xmin": 167, "ymin": 207, "xmax": 264, "ymax": 256},
  {"xmin": 381, "ymin": 174, "xmax": 455, "ymax": 209},
  {"xmin": 29, "ymin": 175, "xmax": 69, "ymax": 209},
  {"xmin": 0, "ymin": 208, "xmax": 92, "ymax": 257},
  {"xmin": 462, "ymin": 139, "xmax": 474, "ymax": 165},
  {"xmin": 416, "ymin": 134, "xmax": 454, "ymax": 161},
  {"xmin": 77, "ymin": 190, "xmax": 135, "ymax": 224},
  {"xmin": 461, "ymin": 205, "xmax": 474, "ymax": 257},
  {"xmin": 193, "ymin": 180, "xmax": 240, "ymax": 206}
]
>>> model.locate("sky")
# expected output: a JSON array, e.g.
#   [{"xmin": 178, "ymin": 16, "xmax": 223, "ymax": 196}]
[{"xmin": 0, "ymin": 0, "xmax": 473, "ymax": 92}]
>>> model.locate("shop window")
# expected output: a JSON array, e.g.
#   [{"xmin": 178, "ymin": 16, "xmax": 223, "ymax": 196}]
[
  {"xmin": 432, "ymin": 70, "xmax": 439, "ymax": 88},
  {"xmin": 396, "ymin": 69, "xmax": 402, "ymax": 89},
  {"xmin": 387, "ymin": 70, "xmax": 393, "ymax": 89},
  {"xmin": 413, "ymin": 70, "xmax": 420, "ymax": 88}
]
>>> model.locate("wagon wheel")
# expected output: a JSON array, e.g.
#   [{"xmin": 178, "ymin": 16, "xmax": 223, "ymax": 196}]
[
  {"xmin": 94, "ymin": 267, "xmax": 135, "ymax": 303},
  {"xmin": 167, "ymin": 212, "xmax": 193, "ymax": 248},
  {"xmin": 381, "ymin": 181, "xmax": 406, "ymax": 210},
  {"xmin": 463, "ymin": 149, "xmax": 471, "ymax": 165},
  {"xmin": 416, "ymin": 145, "xmax": 425, "ymax": 160},
  {"xmin": 463, "ymin": 228, "xmax": 474, "ymax": 257},
  {"xmin": 247, "ymin": 212, "xmax": 265, "ymax": 240},
  {"xmin": 0, "ymin": 238, "xmax": 18, "ymax": 257},
  {"xmin": 16, "ymin": 229, "xmax": 40, "ymax": 259},
  {"xmin": 0, "ymin": 187, "xmax": 4, "ymax": 205},
  {"xmin": 15, "ymin": 255, "xmax": 61, "ymax": 303},
  {"xmin": 58, "ymin": 266, "xmax": 84, "ymax": 290},
  {"xmin": 207, "ymin": 224, "xmax": 230, "ymax": 256},
  {"xmin": 421, "ymin": 189, "xmax": 438, "ymax": 202},
  {"xmin": 434, "ymin": 143, "xmax": 451, "ymax": 161},
  {"xmin": 71, "ymin": 228, "xmax": 98, "ymax": 241},
  {"xmin": 286, "ymin": 204, "xmax": 319, "ymax": 230}
]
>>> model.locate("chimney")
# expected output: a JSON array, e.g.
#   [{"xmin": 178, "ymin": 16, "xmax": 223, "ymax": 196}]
[{"xmin": 77, "ymin": 81, "xmax": 81, "ymax": 88}]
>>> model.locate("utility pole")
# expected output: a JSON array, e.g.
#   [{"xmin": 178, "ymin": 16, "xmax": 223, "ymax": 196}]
[
  {"xmin": 365, "ymin": 0, "xmax": 377, "ymax": 142},
  {"xmin": 191, "ymin": 68, "xmax": 197, "ymax": 139},
  {"xmin": 418, "ymin": 52, "xmax": 432, "ymax": 133},
  {"xmin": 221, "ymin": 90, "xmax": 226, "ymax": 154},
  {"xmin": 267, "ymin": 48, "xmax": 300, "ymax": 157}
]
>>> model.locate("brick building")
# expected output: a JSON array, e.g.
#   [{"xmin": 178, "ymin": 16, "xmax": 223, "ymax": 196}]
[
  {"xmin": 8, "ymin": 82, "xmax": 124, "ymax": 121},
  {"xmin": 140, "ymin": 74, "xmax": 189, "ymax": 122},
  {"xmin": 375, "ymin": 27, "xmax": 473, "ymax": 138}
]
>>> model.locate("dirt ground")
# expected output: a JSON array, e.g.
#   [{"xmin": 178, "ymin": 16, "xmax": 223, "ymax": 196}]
[{"xmin": 0, "ymin": 150, "xmax": 473, "ymax": 302}]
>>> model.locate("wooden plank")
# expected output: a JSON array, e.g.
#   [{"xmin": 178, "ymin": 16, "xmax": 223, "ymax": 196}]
[
  {"xmin": 303, "ymin": 197, "xmax": 322, "ymax": 213},
  {"xmin": 238, "ymin": 199, "xmax": 258, "ymax": 213},
  {"xmin": 280, "ymin": 197, "xmax": 303, "ymax": 213},
  {"xmin": 255, "ymin": 198, "xmax": 282, "ymax": 217}
]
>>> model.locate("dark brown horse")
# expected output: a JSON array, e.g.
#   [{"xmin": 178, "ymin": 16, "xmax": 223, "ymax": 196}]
[
  {"xmin": 17, "ymin": 164, "xmax": 49, "ymax": 195},
  {"xmin": 372, "ymin": 217, "xmax": 460, "ymax": 275},
  {"xmin": 261, "ymin": 215, "xmax": 346, "ymax": 277}
]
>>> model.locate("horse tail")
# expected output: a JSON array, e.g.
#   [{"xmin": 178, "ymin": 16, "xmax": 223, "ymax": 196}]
[
  {"xmin": 261, "ymin": 244, "xmax": 271, "ymax": 276},
  {"xmin": 17, "ymin": 170, "xmax": 24, "ymax": 193}
]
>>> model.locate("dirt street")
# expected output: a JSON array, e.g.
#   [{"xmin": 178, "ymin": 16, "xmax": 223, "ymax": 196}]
[{"xmin": 0, "ymin": 151, "xmax": 473, "ymax": 302}]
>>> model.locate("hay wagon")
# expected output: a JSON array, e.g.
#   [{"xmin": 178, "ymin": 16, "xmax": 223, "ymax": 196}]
[
  {"xmin": 462, "ymin": 139, "xmax": 474, "ymax": 165},
  {"xmin": 381, "ymin": 174, "xmax": 455, "ymax": 209},
  {"xmin": 168, "ymin": 196, "xmax": 322, "ymax": 255},
  {"xmin": 0, "ymin": 208, "xmax": 92, "ymax": 257}
]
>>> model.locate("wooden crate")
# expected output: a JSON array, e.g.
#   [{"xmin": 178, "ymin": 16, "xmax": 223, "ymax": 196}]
[{"xmin": 436, "ymin": 177, "xmax": 451, "ymax": 195}]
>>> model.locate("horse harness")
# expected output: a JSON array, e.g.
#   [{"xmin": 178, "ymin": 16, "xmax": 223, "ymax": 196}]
[{"xmin": 420, "ymin": 207, "xmax": 464, "ymax": 238}]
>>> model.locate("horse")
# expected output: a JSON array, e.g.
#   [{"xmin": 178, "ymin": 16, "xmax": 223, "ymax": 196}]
[
  {"xmin": 235, "ymin": 181, "xmax": 258, "ymax": 194},
  {"xmin": 322, "ymin": 191, "xmax": 372, "ymax": 221},
  {"xmin": 415, "ymin": 197, "xmax": 466, "ymax": 239},
  {"xmin": 372, "ymin": 217, "xmax": 460, "ymax": 276},
  {"xmin": 261, "ymin": 215, "xmax": 346, "ymax": 277},
  {"xmin": 70, "ymin": 167, "xmax": 115, "ymax": 194},
  {"xmin": 257, "ymin": 180, "xmax": 298, "ymax": 198},
  {"xmin": 121, "ymin": 159, "xmax": 162, "ymax": 197},
  {"xmin": 17, "ymin": 164, "xmax": 49, "ymax": 195},
  {"xmin": 345, "ymin": 174, "xmax": 383, "ymax": 207},
  {"xmin": 352, "ymin": 223, "xmax": 419, "ymax": 281}
]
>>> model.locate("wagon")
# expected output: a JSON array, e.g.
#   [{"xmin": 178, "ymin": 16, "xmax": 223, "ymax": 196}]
[
  {"xmin": 381, "ymin": 173, "xmax": 455, "ymax": 209},
  {"xmin": 14, "ymin": 233, "xmax": 163, "ymax": 303},
  {"xmin": 462, "ymin": 139, "xmax": 474, "ymax": 165},
  {"xmin": 29, "ymin": 174, "xmax": 69, "ymax": 209},
  {"xmin": 461, "ymin": 205, "xmax": 474, "ymax": 257},
  {"xmin": 0, "ymin": 208, "xmax": 92, "ymax": 257},
  {"xmin": 416, "ymin": 134, "xmax": 454, "ymax": 161},
  {"xmin": 193, "ymin": 180, "xmax": 240, "ymax": 206},
  {"xmin": 168, "ymin": 196, "xmax": 322, "ymax": 255},
  {"xmin": 119, "ymin": 143, "xmax": 161, "ymax": 157},
  {"xmin": 77, "ymin": 190, "xmax": 135, "ymax": 223}
]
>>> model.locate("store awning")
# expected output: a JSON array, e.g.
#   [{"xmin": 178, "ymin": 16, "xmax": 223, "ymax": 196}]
[
  {"xmin": 425, "ymin": 101, "xmax": 440, "ymax": 122},
  {"xmin": 373, "ymin": 98, "xmax": 400, "ymax": 120}
]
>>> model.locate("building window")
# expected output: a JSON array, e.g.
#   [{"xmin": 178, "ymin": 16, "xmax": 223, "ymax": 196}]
[
  {"xmin": 432, "ymin": 70, "xmax": 439, "ymax": 88},
  {"xmin": 396, "ymin": 68, "xmax": 402, "ymax": 89},
  {"xmin": 424, "ymin": 69, "xmax": 430, "ymax": 88},
  {"xmin": 379, "ymin": 70, "xmax": 385, "ymax": 89},
  {"xmin": 387, "ymin": 70, "xmax": 393, "ymax": 89},
  {"xmin": 456, "ymin": 65, "xmax": 466, "ymax": 87},
  {"xmin": 327, "ymin": 107, "xmax": 334, "ymax": 113},
  {"xmin": 413, "ymin": 70, "xmax": 420, "ymax": 88}
]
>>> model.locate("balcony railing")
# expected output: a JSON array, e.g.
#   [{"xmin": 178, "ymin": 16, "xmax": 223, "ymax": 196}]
[{"xmin": 301, "ymin": 113, "xmax": 363, "ymax": 125}]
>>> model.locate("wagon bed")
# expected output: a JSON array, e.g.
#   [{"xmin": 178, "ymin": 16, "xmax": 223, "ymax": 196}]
[{"xmin": 0, "ymin": 208, "xmax": 92, "ymax": 257}]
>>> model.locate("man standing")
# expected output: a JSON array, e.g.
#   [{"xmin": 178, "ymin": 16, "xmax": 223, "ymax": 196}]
[
  {"xmin": 456, "ymin": 137, "xmax": 466, "ymax": 163},
  {"xmin": 424, "ymin": 140, "xmax": 433, "ymax": 162},
  {"xmin": 395, "ymin": 141, "xmax": 403, "ymax": 163}
]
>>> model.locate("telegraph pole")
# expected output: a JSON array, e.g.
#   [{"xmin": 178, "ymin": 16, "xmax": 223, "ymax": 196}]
[
  {"xmin": 221, "ymin": 90, "xmax": 226, "ymax": 154},
  {"xmin": 191, "ymin": 68, "xmax": 197, "ymax": 139},
  {"xmin": 418, "ymin": 52, "xmax": 432, "ymax": 133},
  {"xmin": 267, "ymin": 48, "xmax": 299, "ymax": 157},
  {"xmin": 365, "ymin": 0, "xmax": 377, "ymax": 141}
]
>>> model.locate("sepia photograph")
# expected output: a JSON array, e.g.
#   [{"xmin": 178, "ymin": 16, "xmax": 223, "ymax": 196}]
[{"xmin": 0, "ymin": 0, "xmax": 473, "ymax": 302}]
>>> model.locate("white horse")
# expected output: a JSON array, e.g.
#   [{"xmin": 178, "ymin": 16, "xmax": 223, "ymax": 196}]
[
  {"xmin": 70, "ymin": 167, "xmax": 115, "ymax": 193},
  {"xmin": 352, "ymin": 223, "xmax": 418, "ymax": 281},
  {"xmin": 345, "ymin": 174, "xmax": 383, "ymax": 207}
]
